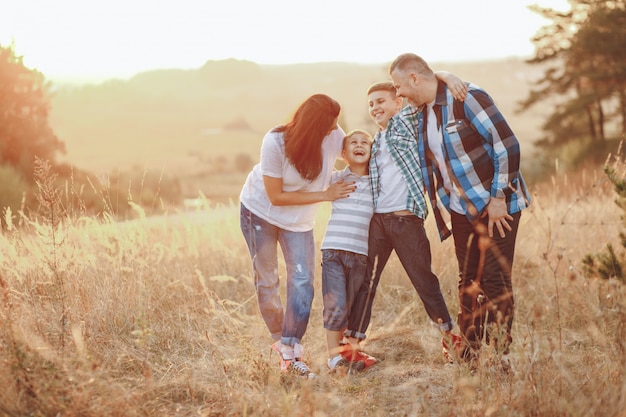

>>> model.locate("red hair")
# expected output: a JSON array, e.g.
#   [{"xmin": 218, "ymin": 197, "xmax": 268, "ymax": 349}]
[{"xmin": 274, "ymin": 94, "xmax": 341, "ymax": 181}]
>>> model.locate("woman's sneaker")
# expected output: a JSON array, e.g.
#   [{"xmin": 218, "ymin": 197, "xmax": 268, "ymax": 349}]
[{"xmin": 270, "ymin": 342, "xmax": 316, "ymax": 378}]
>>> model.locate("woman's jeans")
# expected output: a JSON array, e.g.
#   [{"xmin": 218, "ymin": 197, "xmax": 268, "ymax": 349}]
[{"xmin": 240, "ymin": 204, "xmax": 315, "ymax": 347}]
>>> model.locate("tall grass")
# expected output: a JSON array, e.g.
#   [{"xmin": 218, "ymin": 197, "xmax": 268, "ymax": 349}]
[{"xmin": 0, "ymin": 167, "xmax": 625, "ymax": 417}]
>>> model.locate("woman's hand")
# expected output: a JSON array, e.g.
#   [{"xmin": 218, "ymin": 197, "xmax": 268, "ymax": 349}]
[
  {"xmin": 263, "ymin": 175, "xmax": 356, "ymax": 206},
  {"xmin": 324, "ymin": 179, "xmax": 356, "ymax": 201}
]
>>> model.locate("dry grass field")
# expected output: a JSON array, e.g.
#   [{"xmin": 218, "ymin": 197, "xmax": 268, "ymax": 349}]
[{"xmin": 0, "ymin": 160, "xmax": 625, "ymax": 416}]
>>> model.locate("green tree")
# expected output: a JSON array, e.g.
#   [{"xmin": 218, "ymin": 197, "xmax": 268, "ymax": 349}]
[
  {"xmin": 582, "ymin": 151, "xmax": 626, "ymax": 284},
  {"xmin": 0, "ymin": 43, "xmax": 64, "ymax": 182},
  {"xmin": 520, "ymin": 0, "xmax": 626, "ymax": 147}
]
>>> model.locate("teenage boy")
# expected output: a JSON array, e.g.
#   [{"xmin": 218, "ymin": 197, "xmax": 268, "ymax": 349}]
[
  {"xmin": 389, "ymin": 53, "xmax": 531, "ymax": 371},
  {"xmin": 320, "ymin": 129, "xmax": 376, "ymax": 374},
  {"xmin": 343, "ymin": 78, "xmax": 464, "ymax": 361}
]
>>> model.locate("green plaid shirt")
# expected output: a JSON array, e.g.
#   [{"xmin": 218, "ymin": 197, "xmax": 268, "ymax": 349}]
[{"xmin": 369, "ymin": 105, "xmax": 428, "ymax": 220}]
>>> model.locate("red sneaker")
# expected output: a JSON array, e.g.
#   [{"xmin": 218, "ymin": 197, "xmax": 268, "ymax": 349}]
[{"xmin": 339, "ymin": 343, "xmax": 377, "ymax": 368}]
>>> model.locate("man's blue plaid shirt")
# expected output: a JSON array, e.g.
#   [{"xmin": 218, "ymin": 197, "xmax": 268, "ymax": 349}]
[{"xmin": 417, "ymin": 80, "xmax": 531, "ymax": 241}]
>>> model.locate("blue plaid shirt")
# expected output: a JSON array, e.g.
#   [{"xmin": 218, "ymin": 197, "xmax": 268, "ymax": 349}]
[
  {"xmin": 417, "ymin": 80, "xmax": 531, "ymax": 241},
  {"xmin": 369, "ymin": 105, "xmax": 428, "ymax": 220}
]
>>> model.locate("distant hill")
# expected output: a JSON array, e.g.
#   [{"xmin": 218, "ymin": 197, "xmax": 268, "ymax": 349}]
[{"xmin": 48, "ymin": 58, "xmax": 549, "ymax": 200}]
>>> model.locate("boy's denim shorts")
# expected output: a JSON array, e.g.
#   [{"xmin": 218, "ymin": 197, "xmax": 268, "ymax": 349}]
[{"xmin": 321, "ymin": 249, "xmax": 367, "ymax": 331}]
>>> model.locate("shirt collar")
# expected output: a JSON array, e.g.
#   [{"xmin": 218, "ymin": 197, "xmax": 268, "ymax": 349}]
[{"xmin": 434, "ymin": 79, "xmax": 449, "ymax": 107}]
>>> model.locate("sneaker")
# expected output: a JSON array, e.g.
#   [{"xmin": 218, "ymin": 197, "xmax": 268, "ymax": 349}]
[
  {"xmin": 499, "ymin": 354, "xmax": 512, "ymax": 374},
  {"xmin": 270, "ymin": 342, "xmax": 315, "ymax": 378},
  {"xmin": 328, "ymin": 355, "xmax": 365, "ymax": 375},
  {"xmin": 270, "ymin": 341, "xmax": 292, "ymax": 372},
  {"xmin": 442, "ymin": 333, "xmax": 463, "ymax": 363},
  {"xmin": 290, "ymin": 359, "xmax": 315, "ymax": 377},
  {"xmin": 339, "ymin": 343, "xmax": 377, "ymax": 368}
]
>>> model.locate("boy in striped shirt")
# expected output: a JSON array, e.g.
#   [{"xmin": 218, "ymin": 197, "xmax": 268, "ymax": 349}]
[{"xmin": 321, "ymin": 129, "xmax": 376, "ymax": 374}]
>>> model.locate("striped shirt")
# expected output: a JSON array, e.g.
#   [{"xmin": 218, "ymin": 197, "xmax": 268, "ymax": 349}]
[
  {"xmin": 321, "ymin": 167, "xmax": 374, "ymax": 256},
  {"xmin": 370, "ymin": 105, "xmax": 428, "ymax": 219},
  {"xmin": 417, "ymin": 80, "xmax": 531, "ymax": 241}
]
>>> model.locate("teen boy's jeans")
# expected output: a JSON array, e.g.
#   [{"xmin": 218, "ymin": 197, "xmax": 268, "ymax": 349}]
[
  {"xmin": 346, "ymin": 212, "xmax": 453, "ymax": 340},
  {"xmin": 321, "ymin": 249, "xmax": 368, "ymax": 331},
  {"xmin": 240, "ymin": 204, "xmax": 315, "ymax": 347}
]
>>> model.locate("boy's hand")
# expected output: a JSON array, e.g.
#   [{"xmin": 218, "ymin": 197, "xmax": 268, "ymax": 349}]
[{"xmin": 435, "ymin": 71, "xmax": 468, "ymax": 101}]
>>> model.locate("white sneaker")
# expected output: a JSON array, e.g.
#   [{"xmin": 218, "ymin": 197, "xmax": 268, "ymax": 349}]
[
  {"xmin": 270, "ymin": 342, "xmax": 315, "ymax": 378},
  {"xmin": 328, "ymin": 355, "xmax": 364, "ymax": 375}
]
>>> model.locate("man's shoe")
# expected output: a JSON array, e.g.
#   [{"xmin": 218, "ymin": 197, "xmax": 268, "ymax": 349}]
[
  {"xmin": 499, "ymin": 354, "xmax": 512, "ymax": 374},
  {"xmin": 442, "ymin": 333, "xmax": 463, "ymax": 363}
]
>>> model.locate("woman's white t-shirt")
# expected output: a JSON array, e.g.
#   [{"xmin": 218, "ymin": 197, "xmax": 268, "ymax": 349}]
[{"xmin": 240, "ymin": 127, "xmax": 345, "ymax": 232}]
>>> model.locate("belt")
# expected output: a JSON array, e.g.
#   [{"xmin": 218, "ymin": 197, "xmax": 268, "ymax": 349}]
[{"xmin": 376, "ymin": 210, "xmax": 415, "ymax": 217}]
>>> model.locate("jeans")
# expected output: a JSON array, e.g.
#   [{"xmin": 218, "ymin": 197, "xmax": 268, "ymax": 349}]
[
  {"xmin": 346, "ymin": 213, "xmax": 453, "ymax": 340},
  {"xmin": 240, "ymin": 204, "xmax": 315, "ymax": 347},
  {"xmin": 451, "ymin": 210, "xmax": 521, "ymax": 353},
  {"xmin": 321, "ymin": 249, "xmax": 368, "ymax": 331}
]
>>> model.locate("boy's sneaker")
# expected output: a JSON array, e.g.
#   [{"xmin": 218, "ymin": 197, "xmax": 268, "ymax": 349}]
[
  {"xmin": 339, "ymin": 343, "xmax": 377, "ymax": 368},
  {"xmin": 270, "ymin": 341, "xmax": 315, "ymax": 378},
  {"xmin": 328, "ymin": 355, "xmax": 365, "ymax": 375},
  {"xmin": 442, "ymin": 333, "xmax": 463, "ymax": 363}
]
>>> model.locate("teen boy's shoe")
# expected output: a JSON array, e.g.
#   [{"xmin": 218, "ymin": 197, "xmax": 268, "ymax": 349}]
[
  {"xmin": 270, "ymin": 342, "xmax": 316, "ymax": 378},
  {"xmin": 442, "ymin": 333, "xmax": 463, "ymax": 363},
  {"xmin": 339, "ymin": 343, "xmax": 377, "ymax": 368}
]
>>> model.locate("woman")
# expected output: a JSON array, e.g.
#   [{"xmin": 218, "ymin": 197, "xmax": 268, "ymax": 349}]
[{"xmin": 240, "ymin": 94, "xmax": 354, "ymax": 378}]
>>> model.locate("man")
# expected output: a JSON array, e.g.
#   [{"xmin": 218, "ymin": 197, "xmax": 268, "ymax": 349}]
[{"xmin": 389, "ymin": 53, "xmax": 531, "ymax": 371}]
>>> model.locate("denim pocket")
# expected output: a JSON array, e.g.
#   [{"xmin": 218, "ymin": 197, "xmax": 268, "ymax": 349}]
[
  {"xmin": 355, "ymin": 253, "xmax": 368, "ymax": 267},
  {"xmin": 322, "ymin": 249, "xmax": 338, "ymax": 262}
]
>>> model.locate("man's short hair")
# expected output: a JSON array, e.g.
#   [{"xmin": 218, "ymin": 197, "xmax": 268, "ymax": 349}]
[{"xmin": 389, "ymin": 53, "xmax": 433, "ymax": 76}]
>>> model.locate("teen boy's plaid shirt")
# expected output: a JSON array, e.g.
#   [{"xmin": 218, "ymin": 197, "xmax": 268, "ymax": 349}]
[
  {"xmin": 369, "ymin": 105, "xmax": 428, "ymax": 220},
  {"xmin": 418, "ymin": 80, "xmax": 531, "ymax": 241}
]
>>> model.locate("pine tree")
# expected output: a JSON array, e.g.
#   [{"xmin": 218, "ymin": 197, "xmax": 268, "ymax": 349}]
[{"xmin": 582, "ymin": 145, "xmax": 626, "ymax": 284}]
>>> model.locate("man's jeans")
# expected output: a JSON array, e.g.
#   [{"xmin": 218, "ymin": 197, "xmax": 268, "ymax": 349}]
[
  {"xmin": 346, "ymin": 212, "xmax": 453, "ymax": 340},
  {"xmin": 240, "ymin": 204, "xmax": 315, "ymax": 347},
  {"xmin": 451, "ymin": 210, "xmax": 521, "ymax": 353},
  {"xmin": 321, "ymin": 249, "xmax": 368, "ymax": 331}
]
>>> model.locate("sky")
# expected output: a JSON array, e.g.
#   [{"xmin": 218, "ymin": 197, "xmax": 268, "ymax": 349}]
[{"xmin": 0, "ymin": 0, "xmax": 570, "ymax": 83}]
